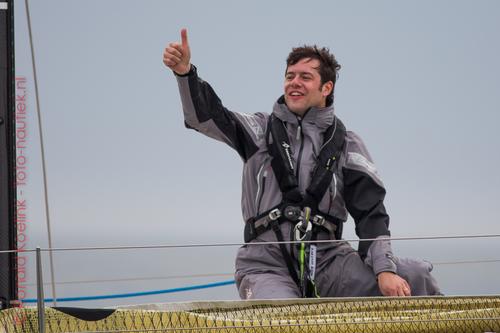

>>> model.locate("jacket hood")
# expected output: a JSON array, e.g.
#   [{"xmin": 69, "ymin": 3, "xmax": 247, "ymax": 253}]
[{"xmin": 273, "ymin": 95, "xmax": 335, "ymax": 130}]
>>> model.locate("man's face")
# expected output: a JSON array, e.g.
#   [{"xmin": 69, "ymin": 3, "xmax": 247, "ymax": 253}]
[{"xmin": 284, "ymin": 58, "xmax": 333, "ymax": 116}]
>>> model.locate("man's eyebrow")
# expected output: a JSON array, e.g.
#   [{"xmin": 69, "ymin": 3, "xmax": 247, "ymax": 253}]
[{"xmin": 285, "ymin": 70, "xmax": 315, "ymax": 76}]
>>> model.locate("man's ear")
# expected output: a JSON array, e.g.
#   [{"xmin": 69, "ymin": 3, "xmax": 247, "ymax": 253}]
[{"xmin": 322, "ymin": 81, "xmax": 334, "ymax": 97}]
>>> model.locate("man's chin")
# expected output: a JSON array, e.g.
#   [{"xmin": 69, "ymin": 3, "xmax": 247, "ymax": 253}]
[
  {"xmin": 284, "ymin": 100, "xmax": 307, "ymax": 115},
  {"xmin": 288, "ymin": 107, "xmax": 307, "ymax": 116}
]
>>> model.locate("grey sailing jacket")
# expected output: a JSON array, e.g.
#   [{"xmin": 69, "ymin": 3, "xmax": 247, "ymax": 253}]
[{"xmin": 175, "ymin": 65, "xmax": 396, "ymax": 276}]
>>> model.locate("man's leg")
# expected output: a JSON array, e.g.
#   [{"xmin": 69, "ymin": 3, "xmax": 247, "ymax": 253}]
[
  {"xmin": 235, "ymin": 241, "xmax": 301, "ymax": 299},
  {"xmin": 317, "ymin": 243, "xmax": 441, "ymax": 296},
  {"xmin": 316, "ymin": 244, "xmax": 381, "ymax": 297},
  {"xmin": 393, "ymin": 257, "xmax": 442, "ymax": 295},
  {"xmin": 236, "ymin": 272, "xmax": 301, "ymax": 299}
]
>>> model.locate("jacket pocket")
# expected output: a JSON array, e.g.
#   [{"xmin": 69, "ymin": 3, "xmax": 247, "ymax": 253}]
[{"xmin": 328, "ymin": 173, "xmax": 338, "ymax": 212}]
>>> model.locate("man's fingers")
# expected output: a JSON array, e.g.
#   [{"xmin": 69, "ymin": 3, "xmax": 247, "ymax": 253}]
[
  {"xmin": 181, "ymin": 28, "xmax": 189, "ymax": 48},
  {"xmin": 169, "ymin": 42, "xmax": 184, "ymax": 53},
  {"xmin": 400, "ymin": 279, "xmax": 411, "ymax": 296},
  {"xmin": 401, "ymin": 288, "xmax": 410, "ymax": 296},
  {"xmin": 404, "ymin": 280, "xmax": 411, "ymax": 290},
  {"xmin": 164, "ymin": 53, "xmax": 181, "ymax": 65},
  {"xmin": 403, "ymin": 281, "xmax": 411, "ymax": 296},
  {"xmin": 396, "ymin": 281, "xmax": 411, "ymax": 297},
  {"xmin": 165, "ymin": 46, "xmax": 182, "ymax": 59},
  {"xmin": 163, "ymin": 48, "xmax": 183, "ymax": 67},
  {"xmin": 163, "ymin": 58, "xmax": 176, "ymax": 67},
  {"xmin": 163, "ymin": 48, "xmax": 181, "ymax": 63}
]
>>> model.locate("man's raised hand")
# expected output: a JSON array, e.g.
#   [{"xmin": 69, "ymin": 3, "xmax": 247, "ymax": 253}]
[{"xmin": 163, "ymin": 28, "xmax": 191, "ymax": 75}]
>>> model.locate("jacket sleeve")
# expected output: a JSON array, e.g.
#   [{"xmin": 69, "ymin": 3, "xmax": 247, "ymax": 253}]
[
  {"xmin": 342, "ymin": 131, "xmax": 397, "ymax": 275},
  {"xmin": 174, "ymin": 65, "xmax": 264, "ymax": 162}
]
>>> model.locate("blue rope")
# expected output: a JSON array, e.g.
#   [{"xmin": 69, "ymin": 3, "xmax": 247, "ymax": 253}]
[{"xmin": 23, "ymin": 279, "xmax": 236, "ymax": 303}]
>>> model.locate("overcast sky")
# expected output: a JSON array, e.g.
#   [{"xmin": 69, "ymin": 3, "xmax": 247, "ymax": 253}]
[{"xmin": 13, "ymin": 0, "xmax": 500, "ymax": 307}]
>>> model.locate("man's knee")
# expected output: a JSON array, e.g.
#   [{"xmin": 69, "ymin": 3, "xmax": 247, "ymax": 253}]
[
  {"xmin": 236, "ymin": 272, "xmax": 300, "ymax": 299},
  {"xmin": 395, "ymin": 257, "xmax": 441, "ymax": 296},
  {"xmin": 318, "ymin": 251, "xmax": 380, "ymax": 297}
]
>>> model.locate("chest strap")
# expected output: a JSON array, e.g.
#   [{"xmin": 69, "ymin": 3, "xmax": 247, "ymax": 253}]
[{"xmin": 266, "ymin": 114, "xmax": 346, "ymax": 212}]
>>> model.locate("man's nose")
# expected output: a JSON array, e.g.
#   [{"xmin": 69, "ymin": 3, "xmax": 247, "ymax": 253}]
[{"xmin": 289, "ymin": 77, "xmax": 301, "ymax": 86}]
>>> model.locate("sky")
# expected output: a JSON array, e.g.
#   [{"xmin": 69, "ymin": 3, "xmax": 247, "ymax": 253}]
[{"xmin": 12, "ymin": 0, "xmax": 500, "ymax": 307}]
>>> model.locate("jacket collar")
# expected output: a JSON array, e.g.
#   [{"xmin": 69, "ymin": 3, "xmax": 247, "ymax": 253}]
[{"xmin": 272, "ymin": 95, "xmax": 335, "ymax": 130}]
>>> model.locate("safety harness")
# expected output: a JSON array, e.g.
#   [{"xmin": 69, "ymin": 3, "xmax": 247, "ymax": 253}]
[{"xmin": 244, "ymin": 113, "xmax": 346, "ymax": 297}]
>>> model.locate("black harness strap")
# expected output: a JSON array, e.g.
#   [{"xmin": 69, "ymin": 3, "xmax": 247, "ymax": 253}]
[
  {"xmin": 267, "ymin": 116, "xmax": 303, "ymax": 204},
  {"xmin": 267, "ymin": 114, "xmax": 346, "ymax": 214},
  {"xmin": 270, "ymin": 219, "xmax": 300, "ymax": 287},
  {"xmin": 245, "ymin": 208, "xmax": 343, "ymax": 241},
  {"xmin": 304, "ymin": 117, "xmax": 346, "ymax": 210}
]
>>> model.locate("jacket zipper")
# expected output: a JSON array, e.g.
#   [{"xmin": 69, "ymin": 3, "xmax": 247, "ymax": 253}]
[
  {"xmin": 256, "ymin": 170, "xmax": 267, "ymax": 215},
  {"xmin": 295, "ymin": 118, "xmax": 305, "ymax": 179},
  {"xmin": 255, "ymin": 160, "xmax": 268, "ymax": 214}
]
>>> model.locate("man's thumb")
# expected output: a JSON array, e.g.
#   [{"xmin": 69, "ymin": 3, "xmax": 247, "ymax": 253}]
[{"xmin": 181, "ymin": 28, "xmax": 189, "ymax": 48}]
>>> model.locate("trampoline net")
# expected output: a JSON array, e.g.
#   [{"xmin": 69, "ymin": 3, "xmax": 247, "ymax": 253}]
[{"xmin": 1, "ymin": 296, "xmax": 500, "ymax": 333}]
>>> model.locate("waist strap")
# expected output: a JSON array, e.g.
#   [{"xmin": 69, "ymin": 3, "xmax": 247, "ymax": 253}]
[{"xmin": 245, "ymin": 207, "xmax": 342, "ymax": 243}]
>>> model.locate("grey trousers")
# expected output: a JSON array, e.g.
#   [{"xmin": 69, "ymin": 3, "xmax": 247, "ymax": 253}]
[{"xmin": 235, "ymin": 240, "xmax": 441, "ymax": 299}]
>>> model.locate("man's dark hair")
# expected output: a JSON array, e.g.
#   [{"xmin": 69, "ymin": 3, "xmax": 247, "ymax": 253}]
[{"xmin": 286, "ymin": 45, "xmax": 341, "ymax": 106}]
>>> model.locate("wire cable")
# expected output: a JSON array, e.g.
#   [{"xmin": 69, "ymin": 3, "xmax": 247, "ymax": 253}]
[
  {"xmin": 24, "ymin": 0, "xmax": 57, "ymax": 306},
  {"xmin": 1, "ymin": 233, "xmax": 500, "ymax": 254},
  {"xmin": 27, "ymin": 233, "xmax": 500, "ymax": 252},
  {"xmin": 0, "ymin": 234, "xmax": 500, "ymax": 253}
]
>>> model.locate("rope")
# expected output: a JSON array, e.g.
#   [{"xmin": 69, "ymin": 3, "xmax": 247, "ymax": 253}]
[
  {"xmin": 24, "ymin": 273, "xmax": 234, "ymax": 286},
  {"xmin": 21, "ymin": 280, "xmax": 236, "ymax": 303}
]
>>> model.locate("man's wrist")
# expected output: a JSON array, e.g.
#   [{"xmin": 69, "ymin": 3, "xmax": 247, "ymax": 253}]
[
  {"xmin": 377, "ymin": 271, "xmax": 396, "ymax": 279},
  {"xmin": 174, "ymin": 64, "xmax": 193, "ymax": 77}
]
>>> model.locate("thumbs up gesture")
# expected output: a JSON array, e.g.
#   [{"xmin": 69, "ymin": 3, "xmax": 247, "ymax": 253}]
[{"xmin": 163, "ymin": 28, "xmax": 191, "ymax": 75}]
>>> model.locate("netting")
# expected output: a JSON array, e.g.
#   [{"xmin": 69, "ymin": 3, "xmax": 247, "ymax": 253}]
[{"xmin": 1, "ymin": 296, "xmax": 499, "ymax": 333}]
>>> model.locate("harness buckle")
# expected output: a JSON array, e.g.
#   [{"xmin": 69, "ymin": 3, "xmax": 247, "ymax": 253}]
[
  {"xmin": 294, "ymin": 220, "xmax": 313, "ymax": 242},
  {"xmin": 268, "ymin": 208, "xmax": 281, "ymax": 221},
  {"xmin": 294, "ymin": 207, "xmax": 313, "ymax": 242},
  {"xmin": 283, "ymin": 205, "xmax": 302, "ymax": 222},
  {"xmin": 312, "ymin": 215, "xmax": 325, "ymax": 226}
]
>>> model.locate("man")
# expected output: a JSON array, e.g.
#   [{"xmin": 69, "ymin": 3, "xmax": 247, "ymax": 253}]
[{"xmin": 163, "ymin": 29, "xmax": 440, "ymax": 299}]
